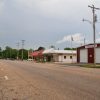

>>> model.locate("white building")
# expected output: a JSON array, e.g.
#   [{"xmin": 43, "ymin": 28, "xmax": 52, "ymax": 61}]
[{"xmin": 43, "ymin": 48, "xmax": 77, "ymax": 63}]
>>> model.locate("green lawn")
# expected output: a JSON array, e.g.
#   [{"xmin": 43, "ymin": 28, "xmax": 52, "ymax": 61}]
[
  {"xmin": 79, "ymin": 64, "xmax": 100, "ymax": 68},
  {"xmin": 65, "ymin": 63, "xmax": 100, "ymax": 68}
]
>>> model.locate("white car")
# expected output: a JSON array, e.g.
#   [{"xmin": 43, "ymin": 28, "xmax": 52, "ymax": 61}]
[{"xmin": 27, "ymin": 59, "xmax": 33, "ymax": 61}]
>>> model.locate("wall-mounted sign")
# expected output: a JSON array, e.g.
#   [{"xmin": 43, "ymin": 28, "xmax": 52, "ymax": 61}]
[{"xmin": 85, "ymin": 44, "xmax": 97, "ymax": 48}]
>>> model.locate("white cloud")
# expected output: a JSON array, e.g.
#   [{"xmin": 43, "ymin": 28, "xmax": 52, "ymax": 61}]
[
  {"xmin": 57, "ymin": 33, "xmax": 84, "ymax": 44},
  {"xmin": 96, "ymin": 38, "xmax": 100, "ymax": 43}
]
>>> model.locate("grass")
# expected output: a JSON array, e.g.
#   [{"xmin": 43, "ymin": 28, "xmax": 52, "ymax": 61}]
[
  {"xmin": 79, "ymin": 64, "xmax": 100, "ymax": 68},
  {"xmin": 63, "ymin": 63, "xmax": 100, "ymax": 68}
]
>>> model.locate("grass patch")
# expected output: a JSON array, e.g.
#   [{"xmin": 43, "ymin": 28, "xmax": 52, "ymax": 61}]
[
  {"xmin": 54, "ymin": 63, "xmax": 100, "ymax": 68},
  {"xmin": 79, "ymin": 64, "xmax": 100, "ymax": 68},
  {"xmin": 65, "ymin": 63, "xmax": 100, "ymax": 68}
]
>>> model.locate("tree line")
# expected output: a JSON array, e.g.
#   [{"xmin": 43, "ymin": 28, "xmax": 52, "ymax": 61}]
[
  {"xmin": 0, "ymin": 46, "xmax": 28, "ymax": 60},
  {"xmin": 0, "ymin": 46, "xmax": 45, "ymax": 60}
]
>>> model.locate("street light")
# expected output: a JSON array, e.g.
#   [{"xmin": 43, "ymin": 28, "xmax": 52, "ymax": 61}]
[
  {"xmin": 82, "ymin": 18, "xmax": 96, "ymax": 65},
  {"xmin": 82, "ymin": 18, "xmax": 92, "ymax": 24},
  {"xmin": 82, "ymin": 18, "xmax": 92, "ymax": 46}
]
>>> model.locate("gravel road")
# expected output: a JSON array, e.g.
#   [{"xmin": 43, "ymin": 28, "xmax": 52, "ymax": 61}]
[{"xmin": 0, "ymin": 60, "xmax": 100, "ymax": 100}]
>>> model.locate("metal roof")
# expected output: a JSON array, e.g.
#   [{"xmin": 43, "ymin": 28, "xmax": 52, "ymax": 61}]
[{"xmin": 43, "ymin": 48, "xmax": 76, "ymax": 54}]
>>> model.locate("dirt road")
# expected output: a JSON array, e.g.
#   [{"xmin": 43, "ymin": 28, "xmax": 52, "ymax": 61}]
[{"xmin": 0, "ymin": 60, "xmax": 100, "ymax": 100}]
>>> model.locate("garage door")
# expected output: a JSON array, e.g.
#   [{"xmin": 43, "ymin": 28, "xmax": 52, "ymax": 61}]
[
  {"xmin": 96, "ymin": 48, "xmax": 100, "ymax": 63},
  {"xmin": 80, "ymin": 49, "xmax": 88, "ymax": 63}
]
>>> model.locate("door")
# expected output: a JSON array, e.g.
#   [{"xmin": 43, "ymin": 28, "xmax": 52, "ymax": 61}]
[
  {"xmin": 59, "ymin": 55, "xmax": 62, "ymax": 62},
  {"xmin": 88, "ymin": 48, "xmax": 94, "ymax": 63},
  {"xmin": 80, "ymin": 49, "xmax": 88, "ymax": 63}
]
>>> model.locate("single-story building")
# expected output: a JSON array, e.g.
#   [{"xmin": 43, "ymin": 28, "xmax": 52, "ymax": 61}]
[
  {"xmin": 43, "ymin": 48, "xmax": 77, "ymax": 63},
  {"xmin": 28, "ymin": 50, "xmax": 44, "ymax": 62},
  {"xmin": 77, "ymin": 43, "xmax": 100, "ymax": 63}
]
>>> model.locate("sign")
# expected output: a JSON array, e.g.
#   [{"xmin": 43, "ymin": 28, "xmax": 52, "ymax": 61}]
[{"xmin": 85, "ymin": 44, "xmax": 97, "ymax": 48}]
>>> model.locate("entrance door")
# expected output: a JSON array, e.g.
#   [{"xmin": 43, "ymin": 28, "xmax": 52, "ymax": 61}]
[
  {"xmin": 88, "ymin": 48, "xmax": 94, "ymax": 63},
  {"xmin": 59, "ymin": 55, "xmax": 62, "ymax": 62}
]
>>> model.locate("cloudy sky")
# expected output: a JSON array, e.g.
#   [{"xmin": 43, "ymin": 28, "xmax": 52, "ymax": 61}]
[{"xmin": 0, "ymin": 0, "xmax": 100, "ymax": 50}]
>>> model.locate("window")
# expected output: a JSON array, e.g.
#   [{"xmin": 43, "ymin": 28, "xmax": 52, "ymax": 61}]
[
  {"xmin": 64, "ymin": 56, "xmax": 66, "ymax": 59},
  {"xmin": 70, "ymin": 56, "xmax": 72, "ymax": 59}
]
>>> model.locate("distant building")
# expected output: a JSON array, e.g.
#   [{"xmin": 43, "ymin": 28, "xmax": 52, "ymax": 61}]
[
  {"xmin": 43, "ymin": 48, "xmax": 77, "ymax": 63},
  {"xmin": 28, "ymin": 49, "xmax": 44, "ymax": 62},
  {"xmin": 32, "ymin": 50, "xmax": 44, "ymax": 62},
  {"xmin": 77, "ymin": 43, "xmax": 100, "ymax": 63}
]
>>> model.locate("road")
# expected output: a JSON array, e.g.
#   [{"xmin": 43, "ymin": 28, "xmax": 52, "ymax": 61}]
[{"xmin": 0, "ymin": 60, "xmax": 100, "ymax": 100}]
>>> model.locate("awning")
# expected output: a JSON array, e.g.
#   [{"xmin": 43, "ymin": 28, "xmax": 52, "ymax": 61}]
[{"xmin": 32, "ymin": 50, "xmax": 44, "ymax": 57}]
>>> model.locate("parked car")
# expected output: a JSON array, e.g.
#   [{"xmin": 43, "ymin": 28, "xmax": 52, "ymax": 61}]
[{"xmin": 27, "ymin": 59, "xmax": 33, "ymax": 61}]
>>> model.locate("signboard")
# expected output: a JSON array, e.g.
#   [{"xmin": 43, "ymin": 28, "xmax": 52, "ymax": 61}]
[{"xmin": 85, "ymin": 44, "xmax": 97, "ymax": 48}]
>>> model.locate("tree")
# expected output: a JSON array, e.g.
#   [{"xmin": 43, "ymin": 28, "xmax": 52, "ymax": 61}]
[
  {"xmin": 1, "ymin": 46, "xmax": 17, "ymax": 59},
  {"xmin": 64, "ymin": 47, "xmax": 76, "ymax": 50},
  {"xmin": 37, "ymin": 47, "xmax": 45, "ymax": 51},
  {"xmin": 5, "ymin": 46, "xmax": 12, "ymax": 58},
  {"xmin": 19, "ymin": 49, "xmax": 28, "ymax": 60},
  {"xmin": 0, "ymin": 47, "xmax": 2, "ymax": 58},
  {"xmin": 10, "ymin": 49, "xmax": 17, "ymax": 59},
  {"xmin": 49, "ymin": 45, "xmax": 55, "ymax": 49}
]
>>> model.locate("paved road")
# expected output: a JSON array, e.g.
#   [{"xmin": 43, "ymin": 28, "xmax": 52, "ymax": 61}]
[{"xmin": 0, "ymin": 60, "xmax": 100, "ymax": 100}]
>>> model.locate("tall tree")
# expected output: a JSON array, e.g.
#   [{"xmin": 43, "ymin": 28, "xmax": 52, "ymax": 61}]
[{"xmin": 37, "ymin": 47, "xmax": 45, "ymax": 51}]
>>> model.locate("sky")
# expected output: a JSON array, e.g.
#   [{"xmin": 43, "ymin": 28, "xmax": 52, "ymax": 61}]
[{"xmin": 0, "ymin": 0, "xmax": 100, "ymax": 50}]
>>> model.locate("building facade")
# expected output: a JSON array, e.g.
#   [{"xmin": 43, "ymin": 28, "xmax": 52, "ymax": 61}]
[
  {"xmin": 43, "ymin": 48, "xmax": 77, "ymax": 63},
  {"xmin": 77, "ymin": 43, "xmax": 100, "ymax": 63}
]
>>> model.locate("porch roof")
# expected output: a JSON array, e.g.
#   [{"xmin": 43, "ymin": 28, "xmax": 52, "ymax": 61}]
[{"xmin": 32, "ymin": 50, "xmax": 44, "ymax": 57}]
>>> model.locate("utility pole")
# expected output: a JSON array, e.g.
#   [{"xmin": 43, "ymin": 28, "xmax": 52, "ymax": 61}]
[
  {"xmin": 88, "ymin": 5, "xmax": 100, "ymax": 66},
  {"xmin": 16, "ymin": 42, "xmax": 19, "ymax": 60},
  {"xmin": 21, "ymin": 40, "xmax": 25, "ymax": 60}
]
